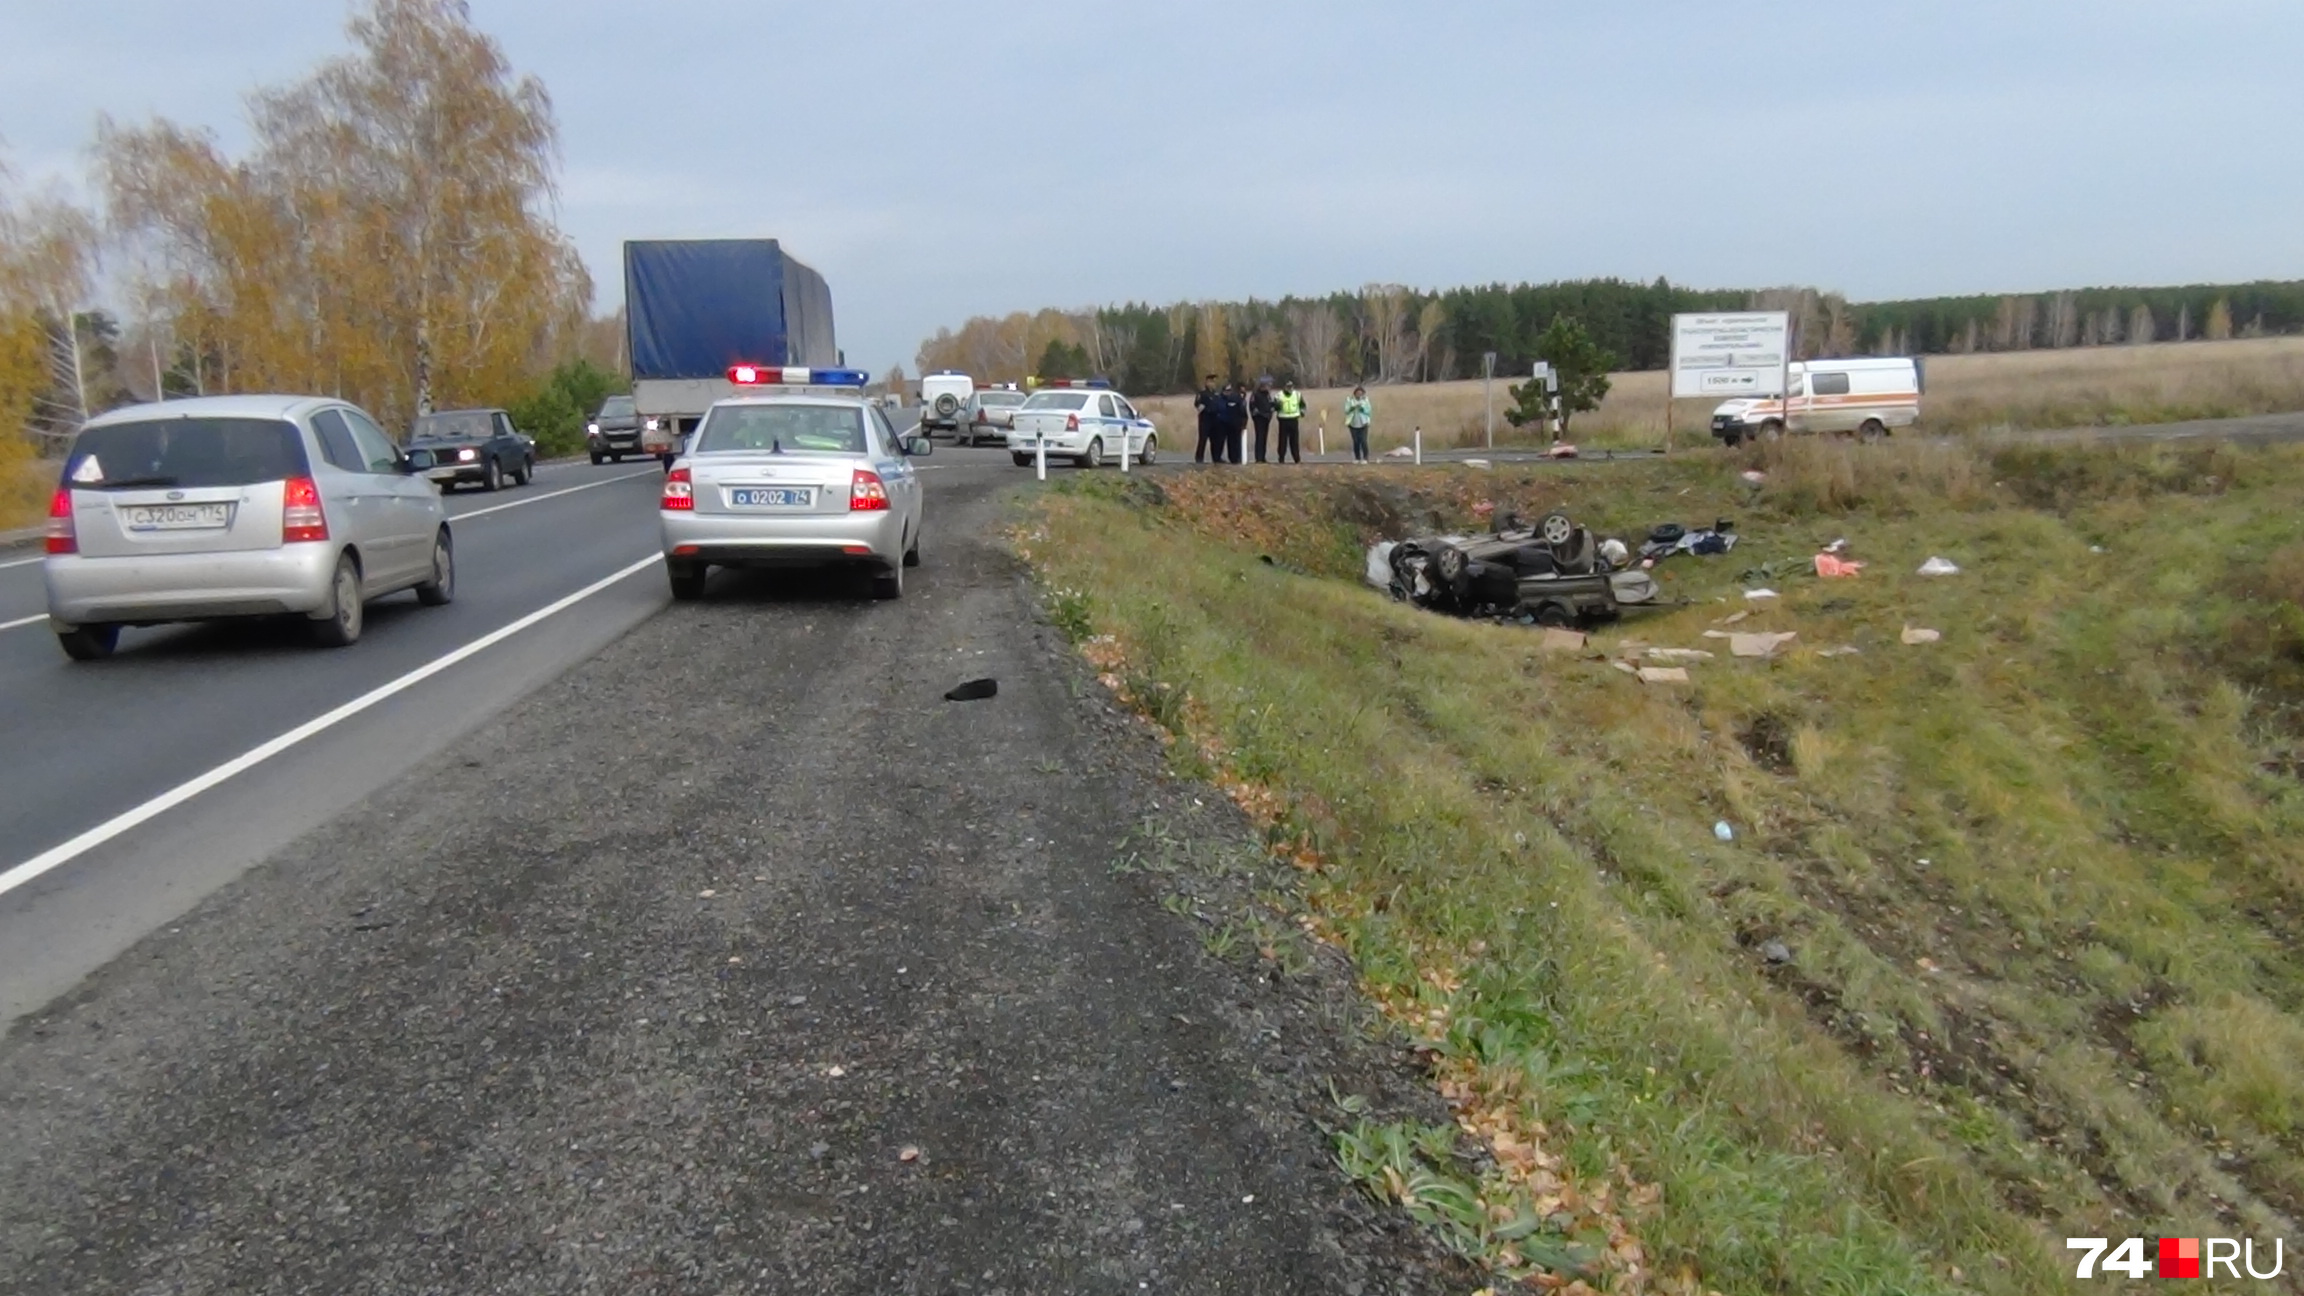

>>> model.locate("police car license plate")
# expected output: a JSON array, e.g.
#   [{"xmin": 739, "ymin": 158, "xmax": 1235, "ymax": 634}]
[{"xmin": 730, "ymin": 487, "xmax": 812, "ymax": 508}]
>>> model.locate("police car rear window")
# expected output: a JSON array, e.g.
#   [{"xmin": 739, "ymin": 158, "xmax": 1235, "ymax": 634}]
[
  {"xmin": 696, "ymin": 405, "xmax": 867, "ymax": 455},
  {"xmin": 979, "ymin": 392, "xmax": 1026, "ymax": 405},
  {"xmin": 1023, "ymin": 393, "xmax": 1091, "ymax": 411},
  {"xmin": 66, "ymin": 417, "xmax": 310, "ymax": 490}
]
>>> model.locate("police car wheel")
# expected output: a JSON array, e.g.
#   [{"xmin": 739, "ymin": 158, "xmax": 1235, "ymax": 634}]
[
  {"xmin": 1139, "ymin": 435, "xmax": 1157, "ymax": 464},
  {"xmin": 1077, "ymin": 438, "xmax": 1103, "ymax": 469},
  {"xmin": 1012, "ymin": 453, "xmax": 1032, "ymax": 468}
]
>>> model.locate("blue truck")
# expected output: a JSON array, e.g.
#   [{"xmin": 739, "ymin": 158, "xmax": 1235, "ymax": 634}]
[{"xmin": 625, "ymin": 239, "xmax": 838, "ymax": 459}]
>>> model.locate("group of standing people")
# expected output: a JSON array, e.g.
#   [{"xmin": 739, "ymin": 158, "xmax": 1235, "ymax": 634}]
[{"xmin": 1194, "ymin": 377, "xmax": 1375, "ymax": 464}]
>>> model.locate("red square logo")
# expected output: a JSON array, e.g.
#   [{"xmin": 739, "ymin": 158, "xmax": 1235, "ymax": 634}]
[{"xmin": 2160, "ymin": 1237, "xmax": 2200, "ymax": 1279}]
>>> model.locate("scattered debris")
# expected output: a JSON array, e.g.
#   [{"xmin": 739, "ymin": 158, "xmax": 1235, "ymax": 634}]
[
  {"xmin": 898, "ymin": 1145, "xmax": 921, "ymax": 1163},
  {"xmin": 1744, "ymin": 588, "xmax": 1779, "ymax": 601},
  {"xmin": 1818, "ymin": 645, "xmax": 1864, "ymax": 657},
  {"xmin": 1730, "ymin": 631, "xmax": 1799, "ymax": 659},
  {"xmin": 1641, "ymin": 520, "xmax": 1738, "ymax": 561},
  {"xmin": 1383, "ymin": 445, "xmax": 1416, "ymax": 459},
  {"xmin": 1821, "ymin": 538, "xmax": 1850, "ymax": 555},
  {"xmin": 1901, "ymin": 626, "xmax": 1942, "ymax": 645},
  {"xmin": 827, "ymin": 1065, "xmax": 847, "ymax": 1077},
  {"xmin": 698, "ymin": 889, "xmax": 717, "ymax": 899},
  {"xmin": 1916, "ymin": 556, "xmax": 1962, "ymax": 576},
  {"xmin": 1647, "ymin": 647, "xmax": 1714, "ymax": 663},
  {"xmin": 2089, "ymin": 544, "xmax": 2107, "ymax": 554},
  {"xmin": 1611, "ymin": 661, "xmax": 1639, "ymax": 676},
  {"xmin": 1636, "ymin": 666, "xmax": 1690, "ymax": 684},
  {"xmin": 1543, "ymin": 442, "xmax": 1578, "ymax": 459},
  {"xmin": 1713, "ymin": 820, "xmax": 1735, "ymax": 842},
  {"xmin": 1814, "ymin": 553, "xmax": 1865, "ymax": 578},
  {"xmin": 1539, "ymin": 628, "xmax": 1588, "ymax": 652},
  {"xmin": 944, "ymin": 678, "xmax": 999, "ymax": 702},
  {"xmin": 1739, "ymin": 469, "xmax": 1767, "ymax": 485},
  {"xmin": 1717, "ymin": 610, "xmax": 1750, "ymax": 626},
  {"xmin": 1465, "ymin": 460, "xmax": 1493, "ymax": 471},
  {"xmin": 1761, "ymin": 940, "xmax": 1794, "ymax": 965}
]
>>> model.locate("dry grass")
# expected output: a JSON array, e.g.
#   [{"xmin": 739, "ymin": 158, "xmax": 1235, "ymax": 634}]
[
  {"xmin": 1019, "ymin": 440, "xmax": 2304, "ymax": 1293},
  {"xmin": 1133, "ymin": 336, "xmax": 2304, "ymax": 456},
  {"xmin": 0, "ymin": 455, "xmax": 51, "ymax": 534}
]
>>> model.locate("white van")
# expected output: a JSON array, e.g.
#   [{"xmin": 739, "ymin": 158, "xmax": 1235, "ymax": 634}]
[
  {"xmin": 1710, "ymin": 357, "xmax": 1923, "ymax": 445},
  {"xmin": 919, "ymin": 371, "xmax": 976, "ymax": 438}
]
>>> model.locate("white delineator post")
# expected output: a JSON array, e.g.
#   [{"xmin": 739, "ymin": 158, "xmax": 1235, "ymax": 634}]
[
  {"xmin": 1413, "ymin": 426, "xmax": 1423, "ymax": 465},
  {"xmin": 1318, "ymin": 411, "xmax": 1327, "ymax": 459},
  {"xmin": 1119, "ymin": 425, "xmax": 1131, "ymax": 473},
  {"xmin": 1036, "ymin": 435, "xmax": 1047, "ymax": 482}
]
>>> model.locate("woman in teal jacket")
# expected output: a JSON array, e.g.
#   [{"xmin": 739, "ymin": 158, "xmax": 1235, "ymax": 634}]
[{"xmin": 1343, "ymin": 387, "xmax": 1374, "ymax": 463}]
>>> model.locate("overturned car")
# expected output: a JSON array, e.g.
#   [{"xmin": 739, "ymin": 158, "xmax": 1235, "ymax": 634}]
[{"xmin": 1370, "ymin": 511, "xmax": 1660, "ymax": 626}]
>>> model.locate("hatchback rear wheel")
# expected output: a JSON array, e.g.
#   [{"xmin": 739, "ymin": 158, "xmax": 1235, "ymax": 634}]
[
  {"xmin": 311, "ymin": 553, "xmax": 364, "ymax": 648},
  {"xmin": 872, "ymin": 561, "xmax": 904, "ymax": 600},
  {"xmin": 56, "ymin": 624, "xmax": 119, "ymax": 662},
  {"xmin": 667, "ymin": 560, "xmax": 707, "ymax": 601}
]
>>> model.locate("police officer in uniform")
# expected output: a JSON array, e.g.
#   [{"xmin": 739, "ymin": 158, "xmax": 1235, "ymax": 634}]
[
  {"xmin": 1273, "ymin": 379, "xmax": 1306, "ymax": 463},
  {"xmin": 1193, "ymin": 374, "xmax": 1221, "ymax": 463},
  {"xmin": 1249, "ymin": 380, "xmax": 1276, "ymax": 462}
]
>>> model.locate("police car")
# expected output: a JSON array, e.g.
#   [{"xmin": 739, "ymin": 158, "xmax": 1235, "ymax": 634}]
[
  {"xmin": 660, "ymin": 365, "xmax": 932, "ymax": 601},
  {"xmin": 1006, "ymin": 380, "xmax": 1157, "ymax": 468}
]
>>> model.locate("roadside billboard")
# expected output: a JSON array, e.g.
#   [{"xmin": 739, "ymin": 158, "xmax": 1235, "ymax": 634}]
[{"xmin": 1670, "ymin": 312, "xmax": 1790, "ymax": 398}]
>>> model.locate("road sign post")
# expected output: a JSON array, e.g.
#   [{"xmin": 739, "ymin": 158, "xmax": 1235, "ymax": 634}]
[
  {"xmin": 1482, "ymin": 351, "xmax": 1497, "ymax": 449},
  {"xmin": 1670, "ymin": 312, "xmax": 1791, "ymax": 449}
]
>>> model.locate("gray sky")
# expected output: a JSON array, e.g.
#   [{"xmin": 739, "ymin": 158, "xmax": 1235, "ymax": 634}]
[{"xmin": 5, "ymin": 0, "xmax": 2301, "ymax": 375}]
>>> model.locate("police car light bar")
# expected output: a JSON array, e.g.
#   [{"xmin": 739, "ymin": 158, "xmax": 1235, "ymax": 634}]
[
  {"xmin": 1038, "ymin": 378, "xmax": 1112, "ymax": 389},
  {"xmin": 728, "ymin": 365, "xmax": 870, "ymax": 387}
]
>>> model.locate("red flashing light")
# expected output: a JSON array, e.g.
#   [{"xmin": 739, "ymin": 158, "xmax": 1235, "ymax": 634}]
[
  {"xmin": 661, "ymin": 467, "xmax": 694, "ymax": 511},
  {"xmin": 849, "ymin": 469, "xmax": 889, "ymax": 512},
  {"xmin": 45, "ymin": 486, "xmax": 75, "ymax": 554},
  {"xmin": 282, "ymin": 476, "xmax": 329, "ymax": 543}
]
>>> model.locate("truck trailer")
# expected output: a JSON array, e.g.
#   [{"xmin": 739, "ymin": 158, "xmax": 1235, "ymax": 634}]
[{"xmin": 625, "ymin": 239, "xmax": 837, "ymax": 458}]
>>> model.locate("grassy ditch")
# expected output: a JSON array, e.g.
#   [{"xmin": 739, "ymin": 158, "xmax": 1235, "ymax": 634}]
[{"xmin": 1015, "ymin": 439, "xmax": 2304, "ymax": 1294}]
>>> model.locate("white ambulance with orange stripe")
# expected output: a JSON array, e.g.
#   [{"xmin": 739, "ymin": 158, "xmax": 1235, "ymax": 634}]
[{"xmin": 1709, "ymin": 357, "xmax": 1923, "ymax": 445}]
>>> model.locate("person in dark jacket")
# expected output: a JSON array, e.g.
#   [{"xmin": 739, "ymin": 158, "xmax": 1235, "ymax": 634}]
[
  {"xmin": 1217, "ymin": 383, "xmax": 1249, "ymax": 464},
  {"xmin": 1248, "ymin": 380, "xmax": 1275, "ymax": 463},
  {"xmin": 1193, "ymin": 374, "xmax": 1220, "ymax": 463}
]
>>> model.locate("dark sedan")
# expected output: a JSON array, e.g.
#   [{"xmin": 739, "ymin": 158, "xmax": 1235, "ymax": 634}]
[{"xmin": 409, "ymin": 408, "xmax": 535, "ymax": 491}]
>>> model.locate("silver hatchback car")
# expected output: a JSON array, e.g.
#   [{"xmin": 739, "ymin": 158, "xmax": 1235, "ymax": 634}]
[
  {"xmin": 659, "ymin": 369, "xmax": 932, "ymax": 601},
  {"xmin": 43, "ymin": 395, "xmax": 454, "ymax": 660}
]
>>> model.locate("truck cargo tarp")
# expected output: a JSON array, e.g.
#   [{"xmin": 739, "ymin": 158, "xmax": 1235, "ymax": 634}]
[{"xmin": 624, "ymin": 239, "xmax": 837, "ymax": 380}]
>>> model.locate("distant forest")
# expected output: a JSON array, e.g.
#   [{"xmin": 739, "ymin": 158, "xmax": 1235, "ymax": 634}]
[{"xmin": 913, "ymin": 278, "xmax": 2304, "ymax": 397}]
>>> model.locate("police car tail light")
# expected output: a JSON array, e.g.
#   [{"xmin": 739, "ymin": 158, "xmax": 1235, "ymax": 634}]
[
  {"xmin": 661, "ymin": 467, "xmax": 694, "ymax": 511},
  {"xmin": 45, "ymin": 486, "xmax": 76, "ymax": 554},
  {"xmin": 1065, "ymin": 413, "xmax": 1080, "ymax": 432},
  {"xmin": 282, "ymin": 476, "xmax": 330, "ymax": 543},
  {"xmin": 849, "ymin": 469, "xmax": 889, "ymax": 512},
  {"xmin": 728, "ymin": 364, "xmax": 870, "ymax": 388}
]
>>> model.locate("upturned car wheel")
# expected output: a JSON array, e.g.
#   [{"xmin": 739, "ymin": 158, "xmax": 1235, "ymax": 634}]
[
  {"xmin": 1538, "ymin": 511, "xmax": 1576, "ymax": 546},
  {"xmin": 56, "ymin": 624, "xmax": 119, "ymax": 662},
  {"xmin": 311, "ymin": 553, "xmax": 364, "ymax": 647},
  {"xmin": 415, "ymin": 529, "xmax": 455, "ymax": 606}
]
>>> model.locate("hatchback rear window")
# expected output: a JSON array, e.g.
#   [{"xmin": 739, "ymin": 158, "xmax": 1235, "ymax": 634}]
[
  {"xmin": 696, "ymin": 404, "xmax": 867, "ymax": 455},
  {"xmin": 1022, "ymin": 393, "xmax": 1091, "ymax": 411},
  {"xmin": 65, "ymin": 417, "xmax": 310, "ymax": 490}
]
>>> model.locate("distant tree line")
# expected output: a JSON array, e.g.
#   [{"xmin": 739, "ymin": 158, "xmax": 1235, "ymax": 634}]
[{"xmin": 918, "ymin": 277, "xmax": 2304, "ymax": 397}]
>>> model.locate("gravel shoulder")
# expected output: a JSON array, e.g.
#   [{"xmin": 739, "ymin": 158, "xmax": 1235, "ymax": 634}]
[{"xmin": 0, "ymin": 463, "xmax": 1469, "ymax": 1295}]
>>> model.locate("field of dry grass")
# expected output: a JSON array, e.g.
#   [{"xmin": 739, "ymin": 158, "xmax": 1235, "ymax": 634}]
[
  {"xmin": 0, "ymin": 455, "xmax": 50, "ymax": 534},
  {"xmin": 1020, "ymin": 438, "xmax": 2304, "ymax": 1293},
  {"xmin": 1132, "ymin": 336, "xmax": 2304, "ymax": 456}
]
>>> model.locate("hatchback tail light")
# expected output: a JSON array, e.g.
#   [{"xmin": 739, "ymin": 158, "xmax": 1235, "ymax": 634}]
[
  {"xmin": 45, "ymin": 486, "xmax": 75, "ymax": 554},
  {"xmin": 282, "ymin": 476, "xmax": 329, "ymax": 543},
  {"xmin": 661, "ymin": 467, "xmax": 694, "ymax": 511},
  {"xmin": 850, "ymin": 469, "xmax": 889, "ymax": 512}
]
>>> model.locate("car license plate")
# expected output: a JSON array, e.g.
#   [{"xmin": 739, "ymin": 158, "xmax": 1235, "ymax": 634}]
[
  {"xmin": 122, "ymin": 503, "xmax": 231, "ymax": 531},
  {"xmin": 729, "ymin": 487, "xmax": 813, "ymax": 508}
]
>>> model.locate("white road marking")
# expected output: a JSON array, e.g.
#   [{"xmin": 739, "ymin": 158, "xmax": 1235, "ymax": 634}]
[
  {"xmin": 0, "ymin": 551, "xmax": 665, "ymax": 899},
  {"xmin": 448, "ymin": 467, "xmax": 657, "ymax": 521},
  {"xmin": 0, "ymin": 614, "xmax": 42, "ymax": 633}
]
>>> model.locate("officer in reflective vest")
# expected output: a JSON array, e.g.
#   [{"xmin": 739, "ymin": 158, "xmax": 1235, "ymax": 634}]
[{"xmin": 1273, "ymin": 380, "xmax": 1307, "ymax": 464}]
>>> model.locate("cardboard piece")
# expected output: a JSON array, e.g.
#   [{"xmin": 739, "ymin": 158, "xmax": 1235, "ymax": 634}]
[
  {"xmin": 1730, "ymin": 632, "xmax": 1799, "ymax": 659},
  {"xmin": 1539, "ymin": 628, "xmax": 1588, "ymax": 652},
  {"xmin": 1901, "ymin": 626, "xmax": 1942, "ymax": 645},
  {"xmin": 1636, "ymin": 666, "xmax": 1691, "ymax": 684},
  {"xmin": 1647, "ymin": 647, "xmax": 1715, "ymax": 663}
]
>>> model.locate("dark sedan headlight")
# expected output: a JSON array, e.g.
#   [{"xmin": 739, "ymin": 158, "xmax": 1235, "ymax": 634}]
[{"xmin": 458, "ymin": 447, "xmax": 478, "ymax": 462}]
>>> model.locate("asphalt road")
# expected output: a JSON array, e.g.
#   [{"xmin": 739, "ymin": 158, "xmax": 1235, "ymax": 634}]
[{"xmin": 0, "ymin": 442, "xmax": 1462, "ymax": 1295}]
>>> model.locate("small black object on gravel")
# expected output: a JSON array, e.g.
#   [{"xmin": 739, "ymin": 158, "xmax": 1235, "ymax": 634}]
[{"xmin": 944, "ymin": 678, "xmax": 998, "ymax": 702}]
